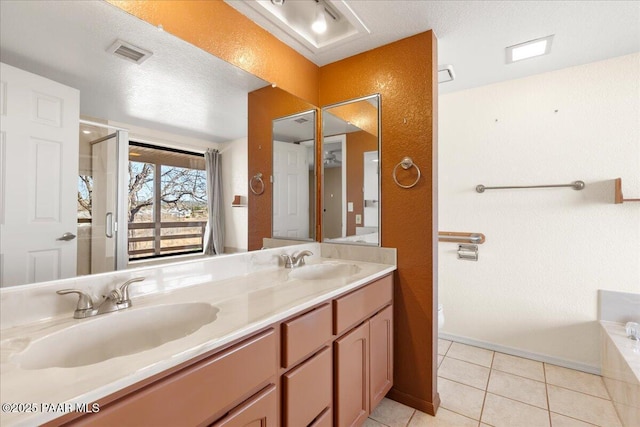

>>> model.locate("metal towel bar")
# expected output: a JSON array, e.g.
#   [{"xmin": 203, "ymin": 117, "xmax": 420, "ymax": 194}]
[{"xmin": 476, "ymin": 180, "xmax": 585, "ymax": 193}]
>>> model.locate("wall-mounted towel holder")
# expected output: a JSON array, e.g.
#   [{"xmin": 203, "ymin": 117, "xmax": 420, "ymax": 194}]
[
  {"xmin": 393, "ymin": 157, "xmax": 421, "ymax": 189},
  {"xmin": 250, "ymin": 173, "xmax": 265, "ymax": 195},
  {"xmin": 438, "ymin": 231, "xmax": 485, "ymax": 244},
  {"xmin": 476, "ymin": 180, "xmax": 585, "ymax": 193}
]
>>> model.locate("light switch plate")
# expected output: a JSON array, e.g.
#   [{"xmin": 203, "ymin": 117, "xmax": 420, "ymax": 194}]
[
  {"xmin": 355, "ymin": 214, "xmax": 362, "ymax": 224},
  {"xmin": 347, "ymin": 202, "xmax": 354, "ymax": 212}
]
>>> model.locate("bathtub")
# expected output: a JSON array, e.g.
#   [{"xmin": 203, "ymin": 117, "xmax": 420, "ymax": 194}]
[{"xmin": 600, "ymin": 321, "xmax": 640, "ymax": 427}]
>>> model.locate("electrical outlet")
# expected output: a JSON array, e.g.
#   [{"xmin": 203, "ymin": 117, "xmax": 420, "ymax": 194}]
[{"xmin": 355, "ymin": 214, "xmax": 362, "ymax": 224}]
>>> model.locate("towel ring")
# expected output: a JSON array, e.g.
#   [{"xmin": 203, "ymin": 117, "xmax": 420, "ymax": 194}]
[
  {"xmin": 250, "ymin": 173, "xmax": 265, "ymax": 195},
  {"xmin": 392, "ymin": 157, "xmax": 421, "ymax": 189}
]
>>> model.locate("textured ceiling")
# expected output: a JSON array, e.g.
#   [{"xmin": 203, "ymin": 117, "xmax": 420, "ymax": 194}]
[
  {"xmin": 227, "ymin": 0, "xmax": 640, "ymax": 94},
  {"xmin": 0, "ymin": 0, "xmax": 268, "ymax": 143},
  {"xmin": 2, "ymin": 1, "xmax": 638, "ymax": 143}
]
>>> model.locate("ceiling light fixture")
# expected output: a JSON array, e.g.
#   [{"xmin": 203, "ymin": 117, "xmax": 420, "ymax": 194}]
[
  {"xmin": 312, "ymin": 1, "xmax": 327, "ymax": 34},
  {"xmin": 270, "ymin": 0, "xmax": 285, "ymax": 5},
  {"xmin": 506, "ymin": 35, "xmax": 554, "ymax": 64},
  {"xmin": 82, "ymin": 130, "xmax": 92, "ymax": 134}
]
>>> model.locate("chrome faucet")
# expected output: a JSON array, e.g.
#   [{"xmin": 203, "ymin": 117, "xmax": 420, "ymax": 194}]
[
  {"xmin": 57, "ymin": 277, "xmax": 145, "ymax": 319},
  {"xmin": 280, "ymin": 250, "xmax": 313, "ymax": 269}
]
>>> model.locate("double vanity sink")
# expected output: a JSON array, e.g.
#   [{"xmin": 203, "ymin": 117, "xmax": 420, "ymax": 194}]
[
  {"xmin": 1, "ymin": 251, "xmax": 390, "ymax": 426},
  {"xmin": 11, "ymin": 262, "xmax": 360, "ymax": 371}
]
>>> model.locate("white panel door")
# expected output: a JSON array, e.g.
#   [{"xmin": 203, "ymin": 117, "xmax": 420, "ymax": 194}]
[
  {"xmin": 0, "ymin": 62, "xmax": 79, "ymax": 287},
  {"xmin": 272, "ymin": 140, "xmax": 309, "ymax": 238},
  {"xmin": 363, "ymin": 150, "xmax": 379, "ymax": 227}
]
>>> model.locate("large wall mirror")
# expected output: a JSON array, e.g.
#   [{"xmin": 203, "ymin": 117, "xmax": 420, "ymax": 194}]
[
  {"xmin": 272, "ymin": 111, "xmax": 316, "ymax": 241},
  {"xmin": 0, "ymin": 1, "xmax": 314, "ymax": 287},
  {"xmin": 322, "ymin": 94, "xmax": 380, "ymax": 246}
]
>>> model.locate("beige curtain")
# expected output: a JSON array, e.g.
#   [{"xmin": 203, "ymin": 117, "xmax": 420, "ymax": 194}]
[{"xmin": 203, "ymin": 149, "xmax": 224, "ymax": 255}]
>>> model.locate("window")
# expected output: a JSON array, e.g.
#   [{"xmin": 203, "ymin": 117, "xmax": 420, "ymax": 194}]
[{"xmin": 127, "ymin": 142, "xmax": 208, "ymax": 259}]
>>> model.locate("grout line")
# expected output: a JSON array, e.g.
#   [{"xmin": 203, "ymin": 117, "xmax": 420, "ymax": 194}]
[
  {"xmin": 544, "ymin": 362, "xmax": 553, "ymax": 427},
  {"xmin": 445, "ymin": 354, "xmax": 493, "ymax": 369},
  {"xmin": 548, "ymin": 411, "xmax": 600, "ymax": 427},
  {"xmin": 438, "ymin": 374, "xmax": 489, "ymax": 393},
  {"xmin": 491, "ymin": 366, "xmax": 547, "ymax": 384},
  {"xmin": 477, "ymin": 351, "xmax": 495, "ymax": 425},
  {"xmin": 405, "ymin": 409, "xmax": 416, "ymax": 427}
]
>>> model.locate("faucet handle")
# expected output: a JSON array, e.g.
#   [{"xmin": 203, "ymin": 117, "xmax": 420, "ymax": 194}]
[
  {"xmin": 56, "ymin": 289, "xmax": 94, "ymax": 311},
  {"xmin": 280, "ymin": 254, "xmax": 294, "ymax": 268},
  {"xmin": 118, "ymin": 277, "xmax": 145, "ymax": 302}
]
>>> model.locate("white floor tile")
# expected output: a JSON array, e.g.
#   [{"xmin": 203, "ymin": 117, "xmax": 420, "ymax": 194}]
[
  {"xmin": 438, "ymin": 377, "xmax": 485, "ymax": 420},
  {"xmin": 487, "ymin": 370, "xmax": 548, "ymax": 409},
  {"xmin": 369, "ymin": 397, "xmax": 416, "ymax": 427},
  {"xmin": 481, "ymin": 393, "xmax": 551, "ymax": 427},
  {"xmin": 446, "ymin": 342, "xmax": 494, "ymax": 367},
  {"xmin": 544, "ymin": 364, "xmax": 610, "ymax": 399},
  {"xmin": 547, "ymin": 384, "xmax": 621, "ymax": 427},
  {"xmin": 438, "ymin": 339, "xmax": 452, "ymax": 356},
  {"xmin": 550, "ymin": 412, "xmax": 598, "ymax": 427},
  {"xmin": 409, "ymin": 408, "xmax": 479, "ymax": 427},
  {"xmin": 492, "ymin": 352, "xmax": 545, "ymax": 382},
  {"xmin": 439, "ymin": 357, "xmax": 490, "ymax": 390},
  {"xmin": 364, "ymin": 418, "xmax": 389, "ymax": 427}
]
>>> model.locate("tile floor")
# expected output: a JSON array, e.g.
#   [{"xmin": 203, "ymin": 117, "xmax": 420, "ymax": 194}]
[{"xmin": 365, "ymin": 339, "xmax": 623, "ymax": 427}]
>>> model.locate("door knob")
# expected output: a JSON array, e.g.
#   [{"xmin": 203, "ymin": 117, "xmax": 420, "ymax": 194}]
[{"xmin": 57, "ymin": 232, "xmax": 76, "ymax": 241}]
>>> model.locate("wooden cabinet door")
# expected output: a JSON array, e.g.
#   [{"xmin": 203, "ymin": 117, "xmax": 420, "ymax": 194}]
[
  {"xmin": 212, "ymin": 384, "xmax": 277, "ymax": 427},
  {"xmin": 334, "ymin": 321, "xmax": 370, "ymax": 427},
  {"xmin": 369, "ymin": 305, "xmax": 393, "ymax": 409}
]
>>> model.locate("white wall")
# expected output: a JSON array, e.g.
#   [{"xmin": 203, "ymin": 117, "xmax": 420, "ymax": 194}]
[
  {"xmin": 438, "ymin": 53, "xmax": 640, "ymax": 372},
  {"xmin": 221, "ymin": 137, "xmax": 248, "ymax": 252}
]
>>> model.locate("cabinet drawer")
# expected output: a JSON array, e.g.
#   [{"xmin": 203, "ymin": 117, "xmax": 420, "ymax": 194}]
[
  {"xmin": 281, "ymin": 303, "xmax": 331, "ymax": 368},
  {"xmin": 282, "ymin": 346, "xmax": 332, "ymax": 427},
  {"xmin": 69, "ymin": 329, "xmax": 277, "ymax": 427},
  {"xmin": 309, "ymin": 407, "xmax": 332, "ymax": 427},
  {"xmin": 333, "ymin": 274, "xmax": 393, "ymax": 336},
  {"xmin": 211, "ymin": 384, "xmax": 277, "ymax": 427}
]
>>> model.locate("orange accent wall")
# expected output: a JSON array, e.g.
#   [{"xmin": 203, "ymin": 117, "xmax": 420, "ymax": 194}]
[
  {"xmin": 319, "ymin": 31, "xmax": 439, "ymax": 414},
  {"xmin": 107, "ymin": 0, "xmax": 319, "ymax": 105},
  {"xmin": 327, "ymin": 102, "xmax": 379, "ymax": 137},
  {"xmin": 345, "ymin": 131, "xmax": 378, "ymax": 236},
  {"xmin": 247, "ymin": 86, "xmax": 320, "ymax": 250}
]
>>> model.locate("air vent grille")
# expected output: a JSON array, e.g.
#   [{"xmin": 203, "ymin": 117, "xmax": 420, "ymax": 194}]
[
  {"xmin": 107, "ymin": 39, "xmax": 152, "ymax": 64},
  {"xmin": 294, "ymin": 117, "xmax": 309, "ymax": 124}
]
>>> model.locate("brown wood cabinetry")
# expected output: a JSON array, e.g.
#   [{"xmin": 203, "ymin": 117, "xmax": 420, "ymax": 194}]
[
  {"xmin": 282, "ymin": 346, "xmax": 332, "ymax": 426},
  {"xmin": 334, "ymin": 276, "xmax": 394, "ymax": 427},
  {"xmin": 211, "ymin": 384, "xmax": 277, "ymax": 427},
  {"xmin": 335, "ymin": 321, "xmax": 370, "ymax": 427},
  {"xmin": 51, "ymin": 273, "xmax": 394, "ymax": 427}
]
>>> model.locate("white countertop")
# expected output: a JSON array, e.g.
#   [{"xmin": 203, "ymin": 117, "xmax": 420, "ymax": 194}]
[
  {"xmin": 600, "ymin": 320, "xmax": 640, "ymax": 382},
  {"xmin": 0, "ymin": 257, "xmax": 395, "ymax": 426}
]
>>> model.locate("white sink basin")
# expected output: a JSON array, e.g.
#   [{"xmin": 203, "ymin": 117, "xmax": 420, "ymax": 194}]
[
  {"xmin": 13, "ymin": 303, "xmax": 218, "ymax": 369},
  {"xmin": 288, "ymin": 263, "xmax": 361, "ymax": 281}
]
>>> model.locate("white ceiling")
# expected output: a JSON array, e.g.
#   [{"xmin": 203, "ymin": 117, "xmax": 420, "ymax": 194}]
[
  {"xmin": 2, "ymin": 1, "xmax": 638, "ymax": 143},
  {"xmin": 227, "ymin": 0, "xmax": 640, "ymax": 94},
  {"xmin": 0, "ymin": 0, "xmax": 268, "ymax": 143}
]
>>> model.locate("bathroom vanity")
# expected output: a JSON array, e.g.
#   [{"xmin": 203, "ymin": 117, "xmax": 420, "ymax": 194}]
[{"xmin": 0, "ymin": 244, "xmax": 396, "ymax": 426}]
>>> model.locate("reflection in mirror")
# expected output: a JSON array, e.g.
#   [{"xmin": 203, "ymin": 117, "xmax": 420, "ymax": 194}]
[
  {"xmin": 0, "ymin": 1, "xmax": 276, "ymax": 287},
  {"xmin": 272, "ymin": 111, "xmax": 316, "ymax": 241},
  {"xmin": 322, "ymin": 94, "xmax": 380, "ymax": 246}
]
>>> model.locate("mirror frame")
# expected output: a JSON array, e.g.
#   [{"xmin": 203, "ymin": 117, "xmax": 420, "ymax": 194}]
[
  {"xmin": 321, "ymin": 93, "xmax": 381, "ymax": 247},
  {"xmin": 271, "ymin": 109, "xmax": 317, "ymax": 242}
]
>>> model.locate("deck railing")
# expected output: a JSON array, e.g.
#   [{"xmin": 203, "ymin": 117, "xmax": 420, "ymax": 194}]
[{"xmin": 128, "ymin": 220, "xmax": 207, "ymax": 258}]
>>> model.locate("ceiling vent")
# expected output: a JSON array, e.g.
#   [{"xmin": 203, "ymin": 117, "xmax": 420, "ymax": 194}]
[
  {"xmin": 438, "ymin": 64, "xmax": 455, "ymax": 84},
  {"xmin": 107, "ymin": 39, "xmax": 153, "ymax": 64}
]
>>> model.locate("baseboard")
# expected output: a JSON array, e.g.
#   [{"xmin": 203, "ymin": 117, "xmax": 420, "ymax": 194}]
[
  {"xmin": 438, "ymin": 332, "xmax": 601, "ymax": 375},
  {"xmin": 386, "ymin": 388, "xmax": 440, "ymax": 416}
]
